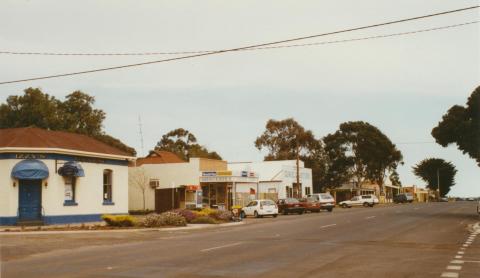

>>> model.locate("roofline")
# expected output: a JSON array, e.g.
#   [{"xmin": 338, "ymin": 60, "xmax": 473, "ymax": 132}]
[{"xmin": 0, "ymin": 147, "xmax": 135, "ymax": 161}]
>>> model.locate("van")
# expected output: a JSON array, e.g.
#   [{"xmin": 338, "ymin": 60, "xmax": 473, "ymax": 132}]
[{"xmin": 307, "ymin": 193, "xmax": 335, "ymax": 212}]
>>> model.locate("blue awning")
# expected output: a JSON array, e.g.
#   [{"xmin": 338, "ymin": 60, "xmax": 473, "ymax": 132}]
[
  {"xmin": 11, "ymin": 159, "xmax": 49, "ymax": 180},
  {"xmin": 58, "ymin": 161, "xmax": 85, "ymax": 177}
]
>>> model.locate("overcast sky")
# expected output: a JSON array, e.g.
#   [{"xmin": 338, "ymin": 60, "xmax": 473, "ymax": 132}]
[{"xmin": 1, "ymin": 1, "xmax": 479, "ymax": 196}]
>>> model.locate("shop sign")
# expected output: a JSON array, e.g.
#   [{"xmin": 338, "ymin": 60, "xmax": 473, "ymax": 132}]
[
  {"xmin": 216, "ymin": 171, "xmax": 232, "ymax": 176},
  {"xmin": 185, "ymin": 185, "xmax": 200, "ymax": 191},
  {"xmin": 202, "ymin": 171, "xmax": 217, "ymax": 177},
  {"xmin": 16, "ymin": 154, "xmax": 47, "ymax": 159}
]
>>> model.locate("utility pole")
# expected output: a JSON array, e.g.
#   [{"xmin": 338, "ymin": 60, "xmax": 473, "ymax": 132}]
[
  {"xmin": 296, "ymin": 140, "xmax": 300, "ymax": 198},
  {"xmin": 437, "ymin": 168, "xmax": 441, "ymax": 200},
  {"xmin": 138, "ymin": 115, "xmax": 145, "ymax": 157}
]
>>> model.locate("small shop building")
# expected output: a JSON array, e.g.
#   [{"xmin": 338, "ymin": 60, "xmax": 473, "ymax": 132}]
[
  {"xmin": 228, "ymin": 160, "xmax": 313, "ymax": 204},
  {"xmin": 329, "ymin": 179, "xmax": 400, "ymax": 203},
  {"xmin": 0, "ymin": 127, "xmax": 134, "ymax": 226},
  {"xmin": 129, "ymin": 151, "xmax": 258, "ymax": 212}
]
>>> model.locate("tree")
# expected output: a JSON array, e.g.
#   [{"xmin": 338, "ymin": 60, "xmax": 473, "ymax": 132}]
[
  {"xmin": 254, "ymin": 118, "xmax": 328, "ymax": 192},
  {"xmin": 432, "ymin": 86, "xmax": 480, "ymax": 166},
  {"xmin": 412, "ymin": 158, "xmax": 457, "ymax": 197},
  {"xmin": 255, "ymin": 118, "xmax": 316, "ymax": 160},
  {"xmin": 0, "ymin": 88, "xmax": 136, "ymax": 155},
  {"xmin": 155, "ymin": 128, "xmax": 221, "ymax": 160},
  {"xmin": 129, "ymin": 167, "xmax": 150, "ymax": 210},
  {"xmin": 323, "ymin": 121, "xmax": 403, "ymax": 194}
]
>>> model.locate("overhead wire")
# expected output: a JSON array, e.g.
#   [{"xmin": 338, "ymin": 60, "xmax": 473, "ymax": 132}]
[
  {"xmin": 0, "ymin": 5, "xmax": 478, "ymax": 85},
  {"xmin": 0, "ymin": 21, "xmax": 477, "ymax": 57}
]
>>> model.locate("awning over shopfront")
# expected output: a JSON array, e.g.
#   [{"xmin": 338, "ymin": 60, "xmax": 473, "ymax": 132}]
[
  {"xmin": 58, "ymin": 161, "xmax": 85, "ymax": 177},
  {"xmin": 11, "ymin": 159, "xmax": 49, "ymax": 180}
]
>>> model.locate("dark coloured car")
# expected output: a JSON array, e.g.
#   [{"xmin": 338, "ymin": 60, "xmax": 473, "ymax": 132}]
[
  {"xmin": 394, "ymin": 193, "xmax": 413, "ymax": 203},
  {"xmin": 277, "ymin": 198, "xmax": 305, "ymax": 215},
  {"xmin": 299, "ymin": 197, "xmax": 321, "ymax": 213}
]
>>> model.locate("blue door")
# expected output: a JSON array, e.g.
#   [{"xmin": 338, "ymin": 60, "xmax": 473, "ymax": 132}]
[{"xmin": 18, "ymin": 180, "xmax": 42, "ymax": 221}]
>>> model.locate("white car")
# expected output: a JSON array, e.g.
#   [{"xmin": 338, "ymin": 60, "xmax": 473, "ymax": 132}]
[
  {"xmin": 339, "ymin": 195, "xmax": 379, "ymax": 208},
  {"xmin": 307, "ymin": 193, "xmax": 336, "ymax": 212},
  {"xmin": 241, "ymin": 199, "xmax": 278, "ymax": 218}
]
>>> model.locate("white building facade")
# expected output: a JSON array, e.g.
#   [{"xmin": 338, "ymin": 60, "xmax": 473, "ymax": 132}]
[
  {"xmin": 0, "ymin": 128, "xmax": 134, "ymax": 226},
  {"xmin": 228, "ymin": 160, "xmax": 313, "ymax": 200}
]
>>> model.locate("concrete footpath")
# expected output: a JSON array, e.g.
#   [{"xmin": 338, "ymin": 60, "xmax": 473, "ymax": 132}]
[{"xmin": 0, "ymin": 221, "xmax": 244, "ymax": 235}]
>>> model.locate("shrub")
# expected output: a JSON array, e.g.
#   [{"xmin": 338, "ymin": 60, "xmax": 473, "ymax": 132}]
[
  {"xmin": 101, "ymin": 215, "xmax": 136, "ymax": 227},
  {"xmin": 141, "ymin": 212, "xmax": 187, "ymax": 227},
  {"xmin": 172, "ymin": 209, "xmax": 197, "ymax": 223},
  {"xmin": 190, "ymin": 216, "xmax": 218, "ymax": 224},
  {"xmin": 210, "ymin": 210, "xmax": 233, "ymax": 222},
  {"xmin": 193, "ymin": 210, "xmax": 209, "ymax": 218}
]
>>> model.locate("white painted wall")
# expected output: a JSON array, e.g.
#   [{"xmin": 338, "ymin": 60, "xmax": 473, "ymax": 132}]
[
  {"xmin": 0, "ymin": 159, "xmax": 129, "ymax": 218},
  {"xmin": 128, "ymin": 159, "xmax": 201, "ymax": 211},
  {"xmin": 229, "ymin": 160, "xmax": 313, "ymax": 199}
]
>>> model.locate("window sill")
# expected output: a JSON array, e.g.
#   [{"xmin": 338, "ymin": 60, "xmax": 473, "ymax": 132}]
[
  {"xmin": 63, "ymin": 201, "xmax": 78, "ymax": 206},
  {"xmin": 102, "ymin": 201, "xmax": 115, "ymax": 206}
]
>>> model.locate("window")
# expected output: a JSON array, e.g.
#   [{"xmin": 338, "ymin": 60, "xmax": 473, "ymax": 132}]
[
  {"xmin": 64, "ymin": 176, "xmax": 77, "ymax": 205},
  {"xmin": 305, "ymin": 187, "xmax": 311, "ymax": 196},
  {"xmin": 103, "ymin": 169, "xmax": 113, "ymax": 204},
  {"xmin": 286, "ymin": 186, "xmax": 293, "ymax": 198},
  {"xmin": 149, "ymin": 179, "xmax": 159, "ymax": 188}
]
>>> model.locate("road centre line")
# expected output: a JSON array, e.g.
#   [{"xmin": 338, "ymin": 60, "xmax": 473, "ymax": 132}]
[
  {"xmin": 200, "ymin": 242, "xmax": 243, "ymax": 252},
  {"xmin": 320, "ymin": 224, "xmax": 337, "ymax": 229},
  {"xmin": 365, "ymin": 216, "xmax": 376, "ymax": 219},
  {"xmin": 441, "ymin": 272, "xmax": 459, "ymax": 278},
  {"xmin": 446, "ymin": 265, "xmax": 462, "ymax": 270}
]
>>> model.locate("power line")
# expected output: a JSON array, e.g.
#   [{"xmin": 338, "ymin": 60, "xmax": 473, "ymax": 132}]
[
  {"xmin": 0, "ymin": 5, "xmax": 478, "ymax": 85},
  {"xmin": 0, "ymin": 21, "xmax": 476, "ymax": 56}
]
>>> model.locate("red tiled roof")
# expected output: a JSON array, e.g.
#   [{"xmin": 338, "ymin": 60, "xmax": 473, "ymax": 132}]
[
  {"xmin": 0, "ymin": 127, "xmax": 132, "ymax": 157},
  {"xmin": 135, "ymin": 150, "xmax": 185, "ymax": 166}
]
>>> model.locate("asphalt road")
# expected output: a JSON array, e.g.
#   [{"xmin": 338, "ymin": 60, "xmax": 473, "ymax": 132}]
[{"xmin": 1, "ymin": 202, "xmax": 479, "ymax": 278}]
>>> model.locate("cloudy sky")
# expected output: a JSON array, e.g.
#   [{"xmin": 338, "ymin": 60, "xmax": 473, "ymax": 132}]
[{"xmin": 1, "ymin": 1, "xmax": 479, "ymax": 196}]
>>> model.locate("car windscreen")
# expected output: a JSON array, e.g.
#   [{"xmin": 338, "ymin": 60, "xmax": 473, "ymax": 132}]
[
  {"xmin": 261, "ymin": 200, "xmax": 275, "ymax": 206},
  {"xmin": 320, "ymin": 194, "xmax": 333, "ymax": 200}
]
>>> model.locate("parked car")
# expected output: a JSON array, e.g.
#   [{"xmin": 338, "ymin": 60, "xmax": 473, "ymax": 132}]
[
  {"xmin": 241, "ymin": 199, "xmax": 278, "ymax": 218},
  {"xmin": 299, "ymin": 197, "xmax": 321, "ymax": 213},
  {"xmin": 307, "ymin": 193, "xmax": 335, "ymax": 212},
  {"xmin": 439, "ymin": 197, "xmax": 449, "ymax": 202},
  {"xmin": 277, "ymin": 198, "xmax": 305, "ymax": 215},
  {"xmin": 394, "ymin": 193, "xmax": 414, "ymax": 203},
  {"xmin": 339, "ymin": 195, "xmax": 379, "ymax": 208}
]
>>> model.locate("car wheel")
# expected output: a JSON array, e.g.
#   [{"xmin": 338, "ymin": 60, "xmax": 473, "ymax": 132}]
[
  {"xmin": 327, "ymin": 208, "xmax": 333, "ymax": 212},
  {"xmin": 273, "ymin": 214, "xmax": 278, "ymax": 218},
  {"xmin": 240, "ymin": 211, "xmax": 246, "ymax": 219},
  {"xmin": 283, "ymin": 210, "xmax": 288, "ymax": 215},
  {"xmin": 298, "ymin": 210, "xmax": 304, "ymax": 215},
  {"xmin": 363, "ymin": 202, "xmax": 370, "ymax": 207},
  {"xmin": 316, "ymin": 209, "xmax": 321, "ymax": 213},
  {"xmin": 341, "ymin": 204, "xmax": 348, "ymax": 208},
  {"xmin": 254, "ymin": 211, "xmax": 260, "ymax": 218}
]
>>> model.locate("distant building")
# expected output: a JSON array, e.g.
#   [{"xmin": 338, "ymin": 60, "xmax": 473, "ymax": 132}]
[
  {"xmin": 329, "ymin": 179, "xmax": 400, "ymax": 203},
  {"xmin": 401, "ymin": 185, "xmax": 431, "ymax": 202},
  {"xmin": 228, "ymin": 160, "xmax": 313, "ymax": 202},
  {"xmin": 0, "ymin": 127, "xmax": 134, "ymax": 226}
]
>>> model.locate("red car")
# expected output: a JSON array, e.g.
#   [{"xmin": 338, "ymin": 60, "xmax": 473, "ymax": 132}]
[
  {"xmin": 276, "ymin": 198, "xmax": 305, "ymax": 215},
  {"xmin": 299, "ymin": 197, "xmax": 321, "ymax": 213}
]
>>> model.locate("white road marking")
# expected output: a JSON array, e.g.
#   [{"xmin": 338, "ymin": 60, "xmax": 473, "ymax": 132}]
[
  {"xmin": 441, "ymin": 272, "xmax": 459, "ymax": 278},
  {"xmin": 458, "ymin": 251, "xmax": 465, "ymax": 255},
  {"xmin": 320, "ymin": 224, "xmax": 337, "ymax": 229},
  {"xmin": 414, "ymin": 208, "xmax": 419, "ymax": 210},
  {"xmin": 106, "ymin": 267, "xmax": 113, "ymax": 270},
  {"xmin": 200, "ymin": 242, "xmax": 243, "ymax": 252},
  {"xmin": 450, "ymin": 260, "xmax": 464, "ymax": 264},
  {"xmin": 365, "ymin": 216, "xmax": 376, "ymax": 219},
  {"xmin": 455, "ymin": 255, "xmax": 462, "ymax": 259},
  {"xmin": 462, "ymin": 244, "xmax": 469, "ymax": 247},
  {"xmin": 446, "ymin": 265, "xmax": 462, "ymax": 270},
  {"xmin": 463, "ymin": 260, "xmax": 480, "ymax": 263}
]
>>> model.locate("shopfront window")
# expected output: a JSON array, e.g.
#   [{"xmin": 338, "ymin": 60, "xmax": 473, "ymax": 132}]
[
  {"xmin": 305, "ymin": 187, "xmax": 311, "ymax": 196},
  {"xmin": 64, "ymin": 176, "xmax": 77, "ymax": 205},
  {"xmin": 286, "ymin": 186, "xmax": 293, "ymax": 198},
  {"xmin": 103, "ymin": 169, "xmax": 113, "ymax": 204}
]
